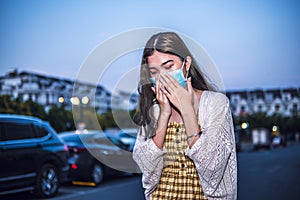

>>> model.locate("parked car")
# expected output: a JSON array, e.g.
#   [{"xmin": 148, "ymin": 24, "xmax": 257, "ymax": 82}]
[
  {"xmin": 58, "ymin": 130, "xmax": 138, "ymax": 186},
  {"xmin": 272, "ymin": 135, "xmax": 287, "ymax": 148},
  {"xmin": 106, "ymin": 128, "xmax": 138, "ymax": 152},
  {"xmin": 0, "ymin": 114, "xmax": 69, "ymax": 198}
]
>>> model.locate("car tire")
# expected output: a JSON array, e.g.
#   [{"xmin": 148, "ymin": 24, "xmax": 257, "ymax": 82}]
[
  {"xmin": 90, "ymin": 162, "xmax": 104, "ymax": 185},
  {"xmin": 35, "ymin": 163, "xmax": 59, "ymax": 198}
]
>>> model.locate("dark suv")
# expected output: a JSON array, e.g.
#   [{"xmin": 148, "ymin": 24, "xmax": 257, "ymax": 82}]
[{"xmin": 0, "ymin": 114, "xmax": 69, "ymax": 198}]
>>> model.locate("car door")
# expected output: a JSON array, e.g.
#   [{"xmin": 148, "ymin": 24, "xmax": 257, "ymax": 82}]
[
  {"xmin": 92, "ymin": 133, "xmax": 139, "ymax": 173},
  {"xmin": 0, "ymin": 122, "xmax": 12, "ymax": 190},
  {"xmin": 0, "ymin": 122, "xmax": 38, "ymax": 185}
]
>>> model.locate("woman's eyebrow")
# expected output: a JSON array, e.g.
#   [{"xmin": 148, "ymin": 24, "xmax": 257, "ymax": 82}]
[
  {"xmin": 161, "ymin": 60, "xmax": 173, "ymax": 66},
  {"xmin": 149, "ymin": 60, "xmax": 173, "ymax": 69}
]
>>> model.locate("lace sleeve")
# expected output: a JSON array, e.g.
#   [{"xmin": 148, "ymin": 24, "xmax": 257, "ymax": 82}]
[
  {"xmin": 186, "ymin": 92, "xmax": 237, "ymax": 199},
  {"xmin": 132, "ymin": 126, "xmax": 166, "ymax": 198}
]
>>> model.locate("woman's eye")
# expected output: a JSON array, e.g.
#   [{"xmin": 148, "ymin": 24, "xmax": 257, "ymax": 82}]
[
  {"xmin": 165, "ymin": 65, "xmax": 173, "ymax": 70},
  {"xmin": 150, "ymin": 71, "xmax": 156, "ymax": 75}
]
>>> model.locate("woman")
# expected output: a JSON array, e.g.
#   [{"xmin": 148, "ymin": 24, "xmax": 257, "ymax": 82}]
[{"xmin": 133, "ymin": 32, "xmax": 237, "ymax": 200}]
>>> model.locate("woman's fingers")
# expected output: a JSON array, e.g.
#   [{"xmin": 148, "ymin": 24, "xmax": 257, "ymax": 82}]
[
  {"xmin": 158, "ymin": 73, "xmax": 193, "ymax": 113},
  {"xmin": 151, "ymin": 86, "xmax": 156, "ymax": 94},
  {"xmin": 187, "ymin": 77, "xmax": 192, "ymax": 94},
  {"xmin": 159, "ymin": 73, "xmax": 177, "ymax": 92},
  {"xmin": 154, "ymin": 79, "xmax": 167, "ymax": 103}
]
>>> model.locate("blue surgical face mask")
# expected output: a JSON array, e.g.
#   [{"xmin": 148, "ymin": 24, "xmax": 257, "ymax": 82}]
[{"xmin": 150, "ymin": 60, "xmax": 188, "ymax": 87}]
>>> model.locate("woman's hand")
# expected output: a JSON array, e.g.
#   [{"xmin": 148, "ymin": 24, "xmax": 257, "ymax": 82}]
[
  {"xmin": 151, "ymin": 77, "xmax": 171, "ymax": 118},
  {"xmin": 151, "ymin": 77, "xmax": 171, "ymax": 150},
  {"xmin": 159, "ymin": 73, "xmax": 194, "ymax": 114}
]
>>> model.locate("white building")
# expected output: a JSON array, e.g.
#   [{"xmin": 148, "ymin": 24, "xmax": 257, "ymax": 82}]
[
  {"xmin": 226, "ymin": 88, "xmax": 300, "ymax": 117},
  {"xmin": 0, "ymin": 69, "xmax": 114, "ymax": 113}
]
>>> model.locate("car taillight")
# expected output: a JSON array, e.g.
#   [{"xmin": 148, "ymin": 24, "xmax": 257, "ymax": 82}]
[
  {"xmin": 71, "ymin": 164, "xmax": 78, "ymax": 169},
  {"xmin": 64, "ymin": 144, "xmax": 69, "ymax": 152}
]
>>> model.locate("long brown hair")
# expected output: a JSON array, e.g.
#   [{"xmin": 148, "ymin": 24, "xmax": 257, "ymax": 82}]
[{"xmin": 135, "ymin": 32, "xmax": 216, "ymax": 126}]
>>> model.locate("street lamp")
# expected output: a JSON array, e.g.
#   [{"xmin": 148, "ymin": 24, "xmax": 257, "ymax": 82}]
[
  {"xmin": 80, "ymin": 96, "xmax": 89, "ymax": 123},
  {"xmin": 70, "ymin": 96, "xmax": 89, "ymax": 124},
  {"xmin": 241, "ymin": 122, "xmax": 250, "ymax": 143},
  {"xmin": 272, "ymin": 125, "xmax": 279, "ymax": 137},
  {"xmin": 241, "ymin": 122, "xmax": 249, "ymax": 129},
  {"xmin": 81, "ymin": 96, "xmax": 89, "ymax": 105},
  {"xmin": 70, "ymin": 96, "xmax": 80, "ymax": 106},
  {"xmin": 58, "ymin": 96, "xmax": 65, "ymax": 104}
]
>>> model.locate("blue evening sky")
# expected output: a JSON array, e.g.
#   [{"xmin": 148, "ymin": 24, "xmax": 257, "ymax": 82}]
[{"xmin": 0, "ymin": 0, "xmax": 299, "ymax": 92}]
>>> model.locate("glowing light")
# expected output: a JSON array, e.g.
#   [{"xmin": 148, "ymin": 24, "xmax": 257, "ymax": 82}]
[
  {"xmin": 241, "ymin": 122, "xmax": 249, "ymax": 129},
  {"xmin": 81, "ymin": 96, "xmax": 89, "ymax": 105},
  {"xmin": 272, "ymin": 125, "xmax": 278, "ymax": 132},
  {"xmin": 71, "ymin": 164, "xmax": 78, "ymax": 169},
  {"xmin": 58, "ymin": 97, "xmax": 64, "ymax": 103},
  {"xmin": 70, "ymin": 97, "xmax": 80, "ymax": 105}
]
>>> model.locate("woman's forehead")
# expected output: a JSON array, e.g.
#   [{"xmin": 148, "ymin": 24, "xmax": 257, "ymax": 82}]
[{"xmin": 147, "ymin": 51, "xmax": 179, "ymax": 66}]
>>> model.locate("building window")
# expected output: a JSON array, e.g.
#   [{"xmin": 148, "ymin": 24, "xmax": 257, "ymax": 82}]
[
  {"xmin": 275, "ymin": 104, "xmax": 280, "ymax": 112},
  {"xmin": 258, "ymin": 104, "xmax": 262, "ymax": 112},
  {"xmin": 241, "ymin": 105, "xmax": 245, "ymax": 112},
  {"xmin": 292, "ymin": 103, "xmax": 298, "ymax": 116}
]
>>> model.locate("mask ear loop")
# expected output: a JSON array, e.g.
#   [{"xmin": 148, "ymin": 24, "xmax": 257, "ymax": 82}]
[
  {"xmin": 182, "ymin": 58, "xmax": 189, "ymax": 80},
  {"xmin": 185, "ymin": 68, "xmax": 189, "ymax": 80}
]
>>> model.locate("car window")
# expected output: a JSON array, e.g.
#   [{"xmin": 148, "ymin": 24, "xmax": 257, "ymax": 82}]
[
  {"xmin": 34, "ymin": 125, "xmax": 49, "ymax": 138},
  {"xmin": 0, "ymin": 123, "xmax": 5, "ymax": 141},
  {"xmin": 4, "ymin": 122, "xmax": 35, "ymax": 141}
]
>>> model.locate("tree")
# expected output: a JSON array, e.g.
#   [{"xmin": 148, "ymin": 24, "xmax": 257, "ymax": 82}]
[
  {"xmin": 23, "ymin": 100, "xmax": 47, "ymax": 120},
  {"xmin": 48, "ymin": 105, "xmax": 75, "ymax": 133},
  {"xmin": 97, "ymin": 109, "xmax": 138, "ymax": 130},
  {"xmin": 0, "ymin": 95, "xmax": 20, "ymax": 114},
  {"xmin": 0, "ymin": 95, "xmax": 47, "ymax": 119}
]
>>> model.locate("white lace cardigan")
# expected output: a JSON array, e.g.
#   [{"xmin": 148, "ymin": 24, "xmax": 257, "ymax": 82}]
[{"xmin": 132, "ymin": 91, "xmax": 237, "ymax": 200}]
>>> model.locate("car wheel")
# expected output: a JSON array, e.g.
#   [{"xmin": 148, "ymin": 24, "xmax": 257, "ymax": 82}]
[
  {"xmin": 35, "ymin": 163, "xmax": 59, "ymax": 198},
  {"xmin": 91, "ymin": 163, "xmax": 104, "ymax": 185}
]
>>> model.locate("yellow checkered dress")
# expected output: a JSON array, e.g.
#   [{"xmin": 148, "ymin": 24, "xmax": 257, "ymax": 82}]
[{"xmin": 151, "ymin": 122, "xmax": 207, "ymax": 200}]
